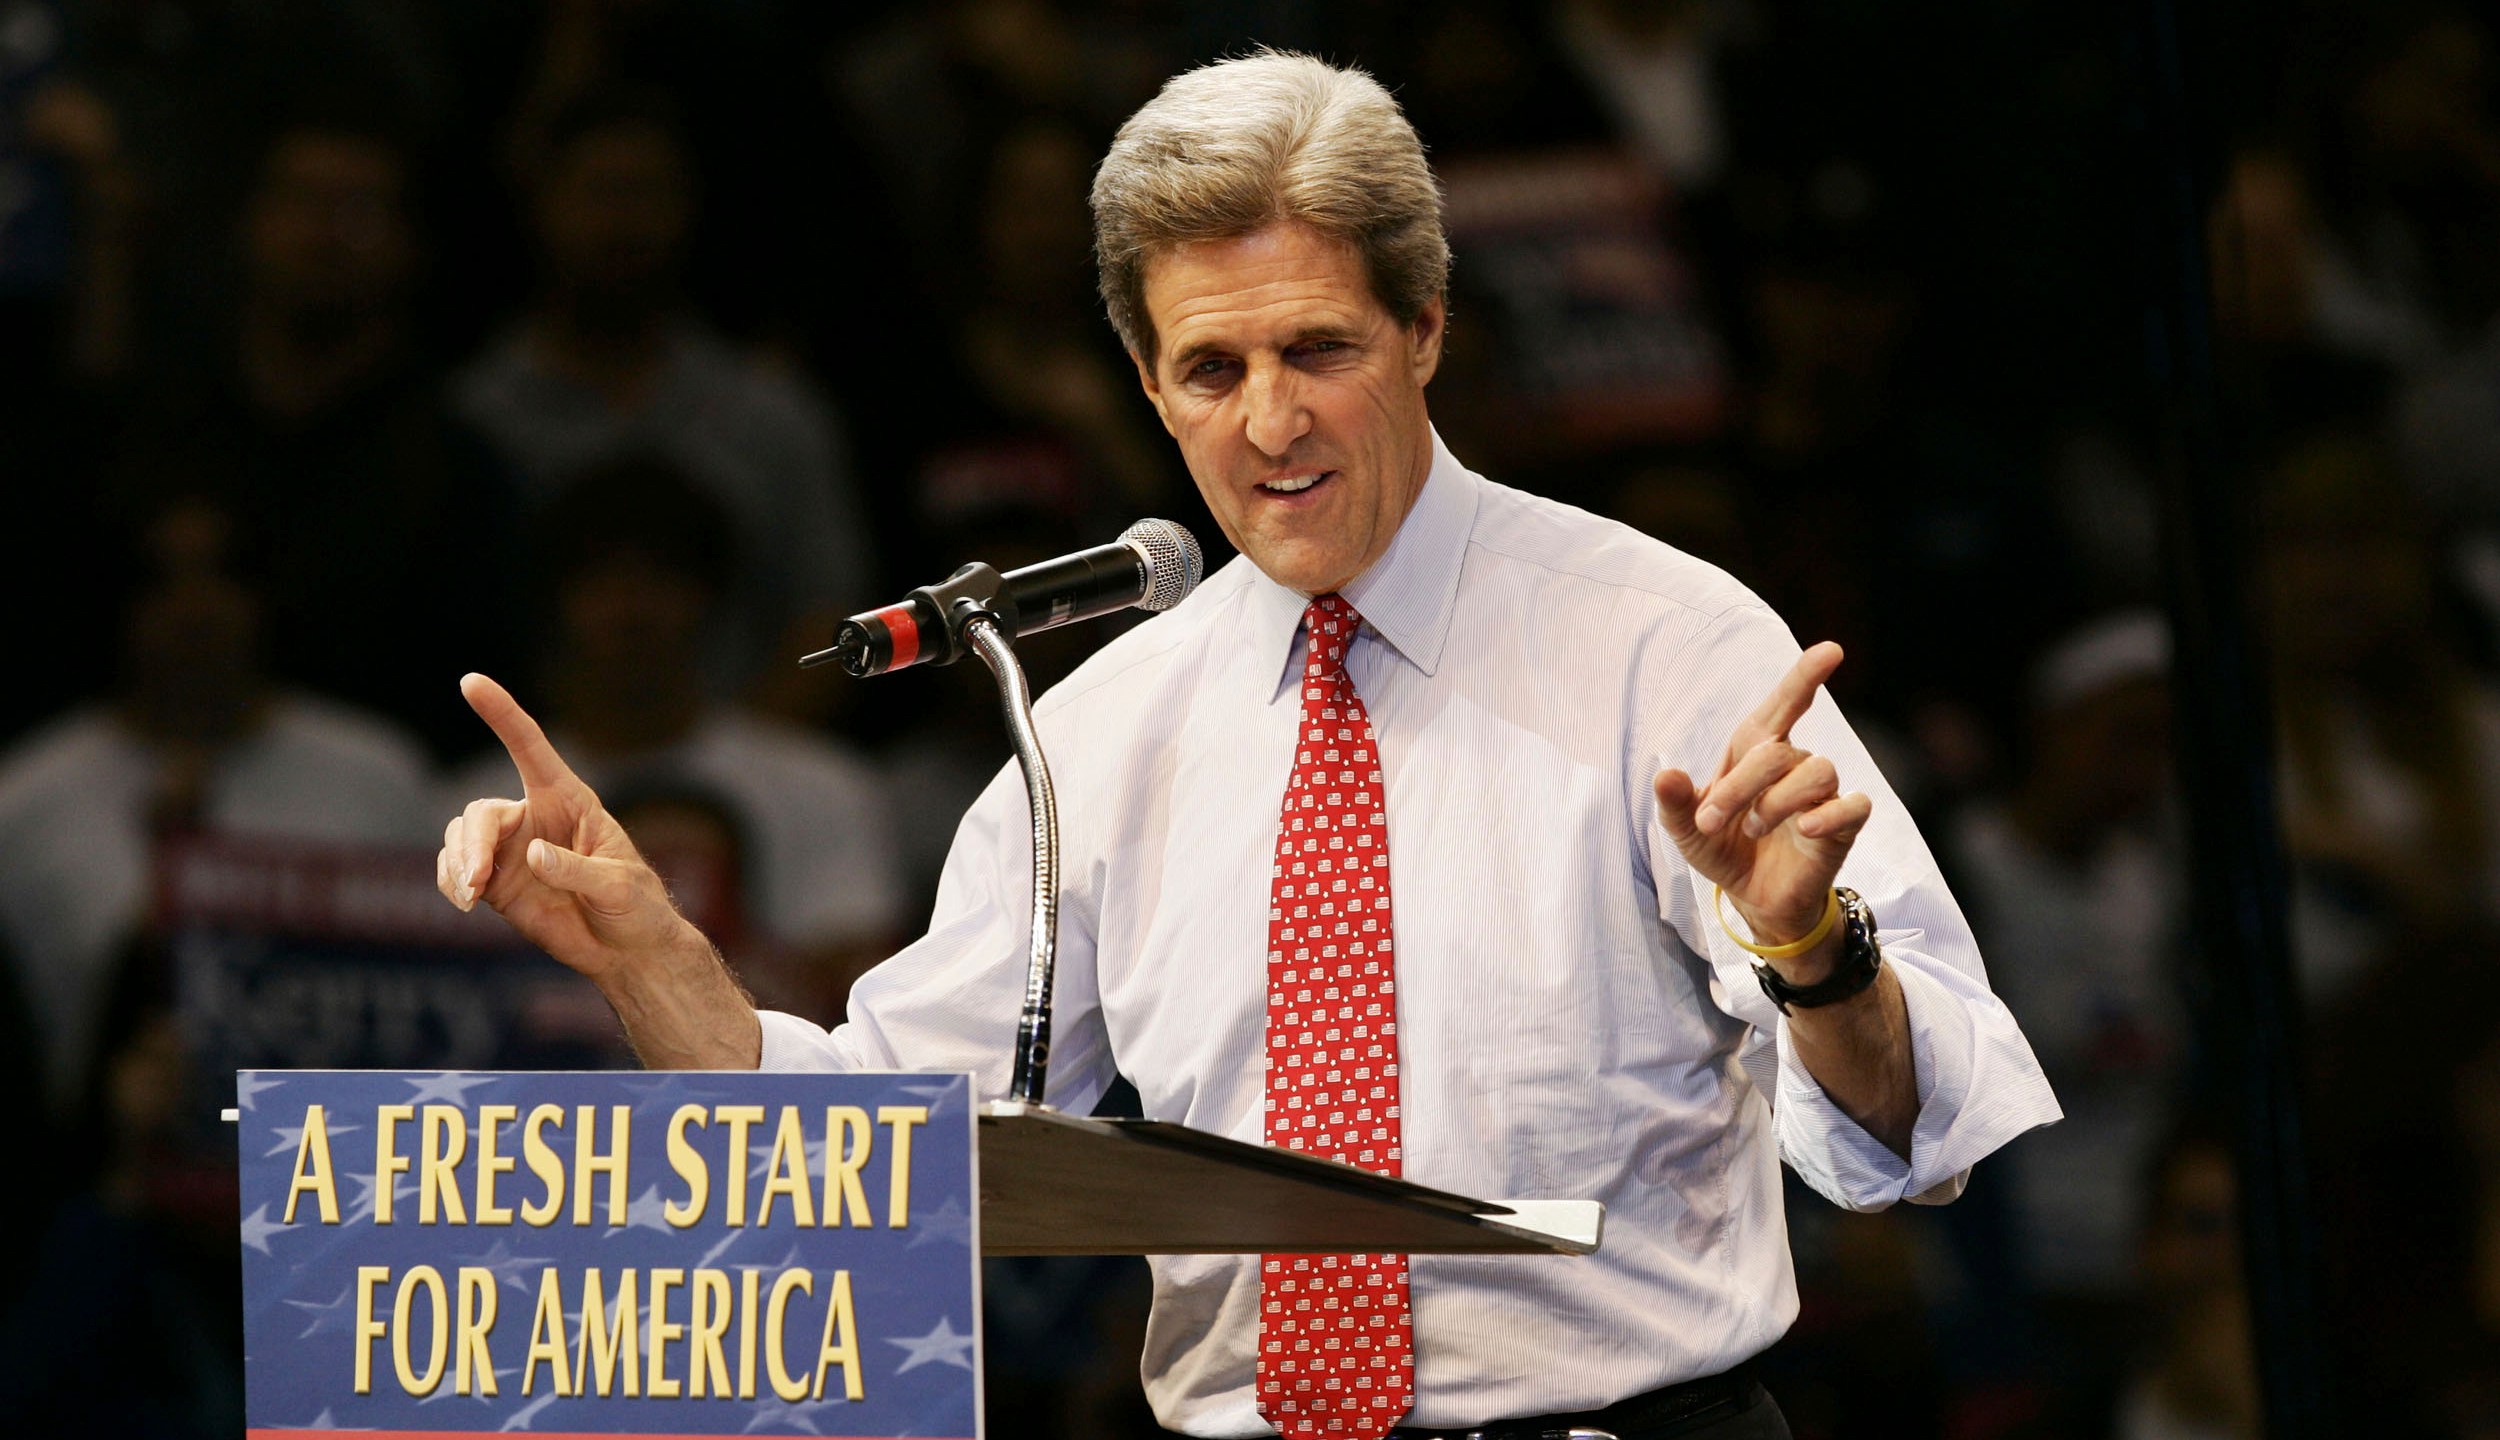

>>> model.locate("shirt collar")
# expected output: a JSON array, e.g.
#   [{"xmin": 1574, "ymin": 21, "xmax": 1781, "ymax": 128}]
[{"xmin": 1251, "ymin": 427, "xmax": 1479, "ymax": 699}]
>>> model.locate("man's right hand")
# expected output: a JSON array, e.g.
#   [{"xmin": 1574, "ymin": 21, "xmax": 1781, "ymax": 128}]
[
  {"xmin": 437, "ymin": 674, "xmax": 696, "ymax": 983},
  {"xmin": 436, "ymin": 675, "xmax": 761, "ymax": 1067}
]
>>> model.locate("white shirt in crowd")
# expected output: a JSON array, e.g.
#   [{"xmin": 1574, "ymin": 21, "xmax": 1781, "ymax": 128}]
[
  {"xmin": 0, "ymin": 696, "xmax": 435, "ymax": 1108},
  {"xmin": 452, "ymin": 323, "xmax": 873, "ymax": 692},
  {"xmin": 758, "ymin": 434, "xmax": 2060, "ymax": 1434},
  {"xmin": 1950, "ymin": 802, "xmax": 2183, "ymax": 1295},
  {"xmin": 2276, "ymin": 687, "xmax": 2500, "ymax": 1005}
]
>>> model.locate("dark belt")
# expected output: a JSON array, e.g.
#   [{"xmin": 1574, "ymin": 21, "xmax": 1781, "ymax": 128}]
[{"xmin": 1386, "ymin": 1362, "xmax": 1764, "ymax": 1440}]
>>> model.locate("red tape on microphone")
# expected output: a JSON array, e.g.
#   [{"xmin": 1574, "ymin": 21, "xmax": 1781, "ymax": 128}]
[{"xmin": 879, "ymin": 604, "xmax": 920, "ymax": 671}]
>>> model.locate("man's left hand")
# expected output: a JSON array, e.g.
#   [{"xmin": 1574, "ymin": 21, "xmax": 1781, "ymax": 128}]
[{"xmin": 1654, "ymin": 642, "xmax": 1870, "ymax": 977}]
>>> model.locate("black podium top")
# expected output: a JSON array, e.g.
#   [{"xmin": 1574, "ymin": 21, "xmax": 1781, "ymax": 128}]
[{"xmin": 976, "ymin": 1102, "xmax": 1604, "ymax": 1257}]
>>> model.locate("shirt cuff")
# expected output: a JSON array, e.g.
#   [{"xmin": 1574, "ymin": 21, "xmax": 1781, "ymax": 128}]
[
  {"xmin": 756, "ymin": 1009, "xmax": 847, "ymax": 1071},
  {"xmin": 1773, "ymin": 946, "xmax": 2061, "ymax": 1211}
]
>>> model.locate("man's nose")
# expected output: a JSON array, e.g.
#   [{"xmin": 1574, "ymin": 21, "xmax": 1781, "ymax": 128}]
[{"xmin": 1240, "ymin": 358, "xmax": 1312, "ymax": 456}]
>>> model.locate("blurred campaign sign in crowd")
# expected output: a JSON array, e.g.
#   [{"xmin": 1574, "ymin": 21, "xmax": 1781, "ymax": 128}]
[
  {"xmin": 234, "ymin": 1069, "xmax": 979, "ymax": 1438},
  {"xmin": 1437, "ymin": 149, "xmax": 1728, "ymax": 460},
  {"xmin": 166, "ymin": 835, "xmax": 633, "ymax": 1083}
]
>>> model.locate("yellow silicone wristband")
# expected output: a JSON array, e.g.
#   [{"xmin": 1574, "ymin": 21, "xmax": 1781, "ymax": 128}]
[{"xmin": 1714, "ymin": 885, "xmax": 1840, "ymax": 960}]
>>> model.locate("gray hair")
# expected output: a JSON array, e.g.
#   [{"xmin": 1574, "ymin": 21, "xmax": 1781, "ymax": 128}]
[{"xmin": 1090, "ymin": 49, "xmax": 1450, "ymax": 362}]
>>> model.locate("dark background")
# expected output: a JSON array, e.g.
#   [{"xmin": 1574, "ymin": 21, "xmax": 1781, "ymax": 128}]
[{"xmin": 3, "ymin": 1, "xmax": 2498, "ymax": 1436}]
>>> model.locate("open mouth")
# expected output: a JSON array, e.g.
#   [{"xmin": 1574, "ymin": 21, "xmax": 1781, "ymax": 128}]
[{"xmin": 1259, "ymin": 470, "xmax": 1337, "ymax": 496}]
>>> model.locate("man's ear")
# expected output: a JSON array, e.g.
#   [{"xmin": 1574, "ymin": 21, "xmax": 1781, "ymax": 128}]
[
  {"xmin": 1408, "ymin": 295, "xmax": 1447, "ymax": 387},
  {"xmin": 1132, "ymin": 347, "xmax": 1177, "ymax": 436}
]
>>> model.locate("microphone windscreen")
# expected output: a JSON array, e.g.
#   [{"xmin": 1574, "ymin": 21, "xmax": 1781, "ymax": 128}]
[{"xmin": 1121, "ymin": 519, "xmax": 1204, "ymax": 611}]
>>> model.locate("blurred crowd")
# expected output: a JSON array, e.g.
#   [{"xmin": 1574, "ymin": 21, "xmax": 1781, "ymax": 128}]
[{"xmin": 2, "ymin": 1, "xmax": 2499, "ymax": 1436}]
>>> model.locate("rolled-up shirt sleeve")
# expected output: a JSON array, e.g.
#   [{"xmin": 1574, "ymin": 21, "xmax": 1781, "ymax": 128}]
[
  {"xmin": 1644, "ymin": 601, "xmax": 2061, "ymax": 1212},
  {"xmin": 754, "ymin": 758, "xmax": 1119, "ymax": 1118}
]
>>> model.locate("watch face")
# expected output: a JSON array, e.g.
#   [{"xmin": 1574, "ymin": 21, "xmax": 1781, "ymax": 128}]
[{"xmin": 1834, "ymin": 886, "xmax": 1875, "ymax": 934}]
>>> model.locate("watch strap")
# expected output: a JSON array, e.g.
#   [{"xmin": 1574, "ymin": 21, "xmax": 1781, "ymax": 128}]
[{"xmin": 1752, "ymin": 886, "xmax": 1882, "ymax": 1014}]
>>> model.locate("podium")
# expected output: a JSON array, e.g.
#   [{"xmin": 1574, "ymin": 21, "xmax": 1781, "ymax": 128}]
[{"xmin": 977, "ymin": 1101, "xmax": 1602, "ymax": 1256}]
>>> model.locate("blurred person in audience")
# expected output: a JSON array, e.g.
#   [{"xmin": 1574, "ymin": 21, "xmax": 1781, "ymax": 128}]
[
  {"xmin": 0, "ymin": 945, "xmax": 246, "ymax": 1438},
  {"xmin": 39, "ymin": 0, "xmax": 443, "ymax": 355},
  {"xmin": 828, "ymin": 0, "xmax": 1158, "ymax": 289},
  {"xmin": 1948, "ymin": 612, "xmax": 2187, "ymax": 1430},
  {"xmin": 451, "ymin": 88, "xmax": 871, "ymax": 714},
  {"xmin": 1, "ymin": 34, "xmax": 140, "ymax": 387},
  {"xmin": 1, "ymin": 38, "xmax": 138, "ymax": 740},
  {"xmin": 2264, "ymin": 424, "xmax": 2500, "ymax": 1427},
  {"xmin": 442, "ymin": 456, "xmax": 903, "ymax": 1021},
  {"xmin": 2265, "ymin": 8, "xmax": 2500, "ymax": 552},
  {"xmin": 2113, "ymin": 1126, "xmax": 2256, "ymax": 1440},
  {"xmin": 1550, "ymin": 0, "xmax": 1741, "ymax": 197},
  {"xmin": 2306, "ymin": 937, "xmax": 2500, "ymax": 1440},
  {"xmin": 2205, "ymin": 10, "xmax": 2500, "ymax": 454},
  {"xmin": 0, "ymin": 499, "xmax": 435, "ymax": 1119},
  {"xmin": 2260, "ymin": 431, "xmax": 2500, "ymax": 1001},
  {"xmin": 0, "ymin": 940, "xmax": 43, "ymax": 1292},
  {"xmin": 862, "ymin": 114, "xmax": 1195, "ymax": 791},
  {"xmin": 1602, "ymin": 455, "xmax": 1758, "ymax": 580},
  {"xmin": 2206, "ymin": 147, "xmax": 2400, "ymax": 436},
  {"xmin": 1356, "ymin": 0, "xmax": 1611, "ymax": 158},
  {"xmin": 1758, "ymin": 1193, "xmax": 1950, "ymax": 1440},
  {"xmin": 457, "ymin": 0, "xmax": 856, "ymax": 350},
  {"xmin": 950, "ymin": 117, "xmax": 1183, "ymax": 518},
  {"xmin": 110, "ymin": 114, "xmax": 511, "ymax": 755},
  {"xmin": 1728, "ymin": 157, "xmax": 2067, "ymax": 798},
  {"xmin": 1731, "ymin": 165, "xmax": 1915, "ymax": 474},
  {"xmin": 2457, "ymin": 1035, "xmax": 2500, "ymax": 1440},
  {"xmin": 603, "ymin": 779, "xmax": 831, "ymax": 1021},
  {"xmin": 1369, "ymin": 4, "xmax": 1723, "ymax": 480},
  {"xmin": 1603, "ymin": 455, "xmax": 1942, "ymax": 816},
  {"xmin": 817, "ymin": 0, "xmax": 1100, "ymax": 466},
  {"xmin": 2306, "ymin": 7, "xmax": 2500, "ymax": 373}
]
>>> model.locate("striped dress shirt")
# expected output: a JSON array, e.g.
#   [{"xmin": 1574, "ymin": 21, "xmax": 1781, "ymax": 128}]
[{"xmin": 758, "ymin": 431, "xmax": 2061, "ymax": 1435}]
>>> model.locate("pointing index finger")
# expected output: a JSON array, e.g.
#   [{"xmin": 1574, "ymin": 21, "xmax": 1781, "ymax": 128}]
[
  {"xmin": 1746, "ymin": 641, "xmax": 1844, "ymax": 741},
  {"xmin": 461, "ymin": 673, "xmax": 580, "ymax": 792}
]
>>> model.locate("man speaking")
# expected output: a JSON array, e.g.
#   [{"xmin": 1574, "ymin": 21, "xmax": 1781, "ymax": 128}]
[{"xmin": 436, "ymin": 51, "xmax": 2058, "ymax": 1440}]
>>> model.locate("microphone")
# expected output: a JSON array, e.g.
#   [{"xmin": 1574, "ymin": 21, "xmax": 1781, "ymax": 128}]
[{"xmin": 802, "ymin": 519, "xmax": 1205, "ymax": 677}]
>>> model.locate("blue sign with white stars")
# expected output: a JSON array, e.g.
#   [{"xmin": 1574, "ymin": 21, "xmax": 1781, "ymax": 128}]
[{"xmin": 235, "ymin": 1070, "xmax": 981, "ymax": 1439}]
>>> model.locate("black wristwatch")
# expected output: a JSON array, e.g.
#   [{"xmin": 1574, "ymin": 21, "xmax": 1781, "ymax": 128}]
[{"xmin": 1752, "ymin": 886, "xmax": 1882, "ymax": 1014}]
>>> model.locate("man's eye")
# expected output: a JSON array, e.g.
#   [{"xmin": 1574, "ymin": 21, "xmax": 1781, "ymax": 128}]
[{"xmin": 1188, "ymin": 357, "xmax": 1234, "ymax": 381}]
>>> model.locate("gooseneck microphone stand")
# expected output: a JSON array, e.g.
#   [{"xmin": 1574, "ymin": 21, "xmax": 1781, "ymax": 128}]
[
  {"xmin": 805, "ymin": 558, "xmax": 1065, "ymax": 1106},
  {"xmin": 959, "ymin": 614, "xmax": 1059, "ymax": 1106},
  {"xmin": 801, "ymin": 520, "xmax": 1205, "ymax": 1106}
]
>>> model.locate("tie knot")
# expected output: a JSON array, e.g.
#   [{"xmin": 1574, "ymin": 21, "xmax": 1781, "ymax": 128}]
[{"xmin": 1303, "ymin": 595, "xmax": 1359, "ymax": 682}]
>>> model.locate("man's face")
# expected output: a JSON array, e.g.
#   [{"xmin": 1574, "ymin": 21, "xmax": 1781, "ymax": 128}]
[
  {"xmin": 246, "ymin": 133, "xmax": 413, "ymax": 326},
  {"xmin": 1135, "ymin": 222, "xmax": 1443, "ymax": 596},
  {"xmin": 536, "ymin": 122, "xmax": 692, "ymax": 328},
  {"xmin": 560, "ymin": 549, "xmax": 710, "ymax": 688}
]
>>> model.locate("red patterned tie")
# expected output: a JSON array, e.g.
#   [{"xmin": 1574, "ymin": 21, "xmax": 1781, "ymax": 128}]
[{"xmin": 1258, "ymin": 594, "xmax": 1412, "ymax": 1438}]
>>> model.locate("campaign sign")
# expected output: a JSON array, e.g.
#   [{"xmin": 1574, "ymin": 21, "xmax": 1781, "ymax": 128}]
[
  {"xmin": 237, "ymin": 1070, "xmax": 981, "ymax": 1439},
  {"xmin": 167, "ymin": 835, "xmax": 640, "ymax": 1086},
  {"xmin": 1438, "ymin": 148, "xmax": 1729, "ymax": 453}
]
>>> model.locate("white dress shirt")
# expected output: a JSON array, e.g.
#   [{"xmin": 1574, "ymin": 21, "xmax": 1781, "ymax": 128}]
[{"xmin": 759, "ymin": 433, "xmax": 2060, "ymax": 1434}]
